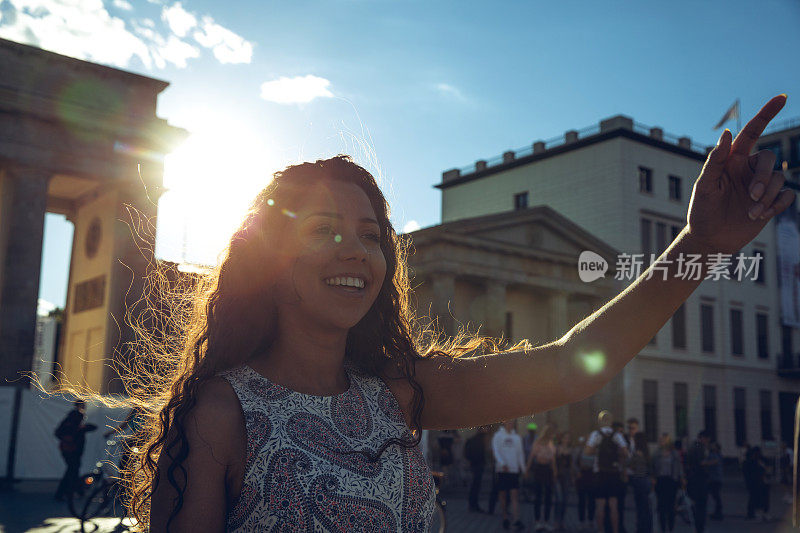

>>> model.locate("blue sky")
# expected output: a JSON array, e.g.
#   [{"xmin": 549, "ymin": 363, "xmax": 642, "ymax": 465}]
[{"xmin": 8, "ymin": 0, "xmax": 799, "ymax": 308}]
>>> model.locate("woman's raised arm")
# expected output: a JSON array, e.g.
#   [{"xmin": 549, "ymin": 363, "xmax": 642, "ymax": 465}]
[{"xmin": 385, "ymin": 95, "xmax": 793, "ymax": 431}]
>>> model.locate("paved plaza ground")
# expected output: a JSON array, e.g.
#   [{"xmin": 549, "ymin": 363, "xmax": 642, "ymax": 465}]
[{"xmin": 0, "ymin": 475, "xmax": 796, "ymax": 532}]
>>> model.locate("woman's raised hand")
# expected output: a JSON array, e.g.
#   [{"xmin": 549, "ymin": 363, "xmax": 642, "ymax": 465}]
[{"xmin": 687, "ymin": 94, "xmax": 794, "ymax": 255}]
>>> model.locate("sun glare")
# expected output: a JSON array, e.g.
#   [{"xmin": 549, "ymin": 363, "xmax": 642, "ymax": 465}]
[{"xmin": 155, "ymin": 116, "xmax": 277, "ymax": 268}]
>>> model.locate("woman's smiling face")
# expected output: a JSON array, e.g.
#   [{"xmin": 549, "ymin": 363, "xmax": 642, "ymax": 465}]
[{"xmin": 272, "ymin": 180, "xmax": 388, "ymax": 332}]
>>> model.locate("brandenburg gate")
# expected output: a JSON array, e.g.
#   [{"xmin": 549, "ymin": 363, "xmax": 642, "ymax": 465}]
[{"xmin": 0, "ymin": 38, "xmax": 185, "ymax": 393}]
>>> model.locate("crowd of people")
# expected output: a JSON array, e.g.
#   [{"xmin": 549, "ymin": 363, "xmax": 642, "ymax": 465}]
[{"xmin": 424, "ymin": 411, "xmax": 786, "ymax": 533}]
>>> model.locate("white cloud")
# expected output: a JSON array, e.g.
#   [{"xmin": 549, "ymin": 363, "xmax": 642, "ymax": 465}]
[
  {"xmin": 402, "ymin": 220, "xmax": 421, "ymax": 233},
  {"xmin": 161, "ymin": 2, "xmax": 195, "ymax": 37},
  {"xmin": 260, "ymin": 75, "xmax": 334, "ymax": 105},
  {"xmin": 192, "ymin": 15, "xmax": 252, "ymax": 64},
  {"xmin": 0, "ymin": 0, "xmax": 253, "ymax": 69},
  {"xmin": 37, "ymin": 298, "xmax": 57, "ymax": 316},
  {"xmin": 112, "ymin": 0, "xmax": 133, "ymax": 11},
  {"xmin": 0, "ymin": 0, "xmax": 152, "ymax": 68},
  {"xmin": 157, "ymin": 33, "xmax": 199, "ymax": 67},
  {"xmin": 435, "ymin": 83, "xmax": 467, "ymax": 102}
]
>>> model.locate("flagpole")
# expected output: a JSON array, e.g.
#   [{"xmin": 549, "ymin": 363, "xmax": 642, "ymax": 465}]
[{"xmin": 736, "ymin": 98, "xmax": 741, "ymax": 136}]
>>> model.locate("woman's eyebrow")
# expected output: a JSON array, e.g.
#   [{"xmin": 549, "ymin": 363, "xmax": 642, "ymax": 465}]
[{"xmin": 304, "ymin": 212, "xmax": 379, "ymax": 225}]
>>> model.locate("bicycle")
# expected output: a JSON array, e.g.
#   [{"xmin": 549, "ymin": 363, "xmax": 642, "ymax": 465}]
[
  {"xmin": 429, "ymin": 470, "xmax": 447, "ymax": 533},
  {"xmin": 67, "ymin": 438, "xmax": 126, "ymax": 532}
]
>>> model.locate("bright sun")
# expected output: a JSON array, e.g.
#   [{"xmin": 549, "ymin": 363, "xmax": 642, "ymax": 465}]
[{"xmin": 155, "ymin": 115, "xmax": 277, "ymax": 269}]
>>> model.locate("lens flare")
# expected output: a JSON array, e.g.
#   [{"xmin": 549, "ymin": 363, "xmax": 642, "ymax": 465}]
[
  {"xmin": 579, "ymin": 350, "xmax": 606, "ymax": 375},
  {"xmin": 334, "ymin": 234, "xmax": 342, "ymax": 243}
]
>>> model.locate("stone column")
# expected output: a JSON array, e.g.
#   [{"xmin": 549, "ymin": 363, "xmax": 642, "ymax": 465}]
[
  {"xmin": 548, "ymin": 290, "xmax": 569, "ymax": 342},
  {"xmin": 0, "ymin": 167, "xmax": 50, "ymax": 385},
  {"xmin": 430, "ymin": 273, "xmax": 456, "ymax": 336},
  {"xmin": 484, "ymin": 280, "xmax": 507, "ymax": 339}
]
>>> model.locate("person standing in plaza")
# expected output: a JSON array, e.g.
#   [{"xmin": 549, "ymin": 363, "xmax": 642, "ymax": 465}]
[
  {"xmin": 527, "ymin": 423, "xmax": 557, "ymax": 531},
  {"xmin": 53, "ymin": 400, "xmax": 97, "ymax": 500},
  {"xmin": 493, "ymin": 419, "xmax": 526, "ymax": 531},
  {"xmin": 652, "ymin": 434, "xmax": 682, "ymax": 533},
  {"xmin": 618, "ymin": 418, "xmax": 640, "ymax": 533},
  {"xmin": 575, "ymin": 435, "xmax": 597, "ymax": 530},
  {"xmin": 685, "ymin": 430, "xmax": 712, "ymax": 533},
  {"xmin": 628, "ymin": 433, "xmax": 653, "ymax": 533},
  {"xmin": 553, "ymin": 432, "xmax": 574, "ymax": 532},
  {"xmin": 465, "ymin": 426, "xmax": 489, "ymax": 513},
  {"xmin": 742, "ymin": 446, "xmax": 771, "ymax": 521},
  {"xmin": 521, "ymin": 422, "xmax": 539, "ymax": 503},
  {"xmin": 585, "ymin": 411, "xmax": 629, "ymax": 533},
  {"xmin": 706, "ymin": 442, "xmax": 723, "ymax": 520}
]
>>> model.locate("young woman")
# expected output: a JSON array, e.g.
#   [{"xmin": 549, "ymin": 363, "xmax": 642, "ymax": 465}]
[
  {"xmin": 115, "ymin": 95, "xmax": 789, "ymax": 532},
  {"xmin": 527, "ymin": 423, "xmax": 557, "ymax": 531},
  {"xmin": 651, "ymin": 433, "xmax": 682, "ymax": 533}
]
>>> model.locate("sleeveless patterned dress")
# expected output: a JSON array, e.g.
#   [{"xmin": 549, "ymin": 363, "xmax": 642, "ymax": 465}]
[{"xmin": 219, "ymin": 364, "xmax": 436, "ymax": 532}]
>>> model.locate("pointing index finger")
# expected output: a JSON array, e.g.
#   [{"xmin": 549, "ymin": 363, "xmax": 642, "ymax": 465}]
[{"xmin": 731, "ymin": 94, "xmax": 787, "ymax": 156}]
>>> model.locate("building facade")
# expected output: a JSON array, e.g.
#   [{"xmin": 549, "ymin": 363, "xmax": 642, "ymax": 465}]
[
  {"xmin": 407, "ymin": 206, "xmax": 620, "ymax": 437},
  {"xmin": 428, "ymin": 114, "xmax": 800, "ymax": 455}
]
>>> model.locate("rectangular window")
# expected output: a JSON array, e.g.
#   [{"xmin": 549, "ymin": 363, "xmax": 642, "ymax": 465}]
[
  {"xmin": 514, "ymin": 192, "xmax": 529, "ymax": 210},
  {"xmin": 760, "ymin": 390, "xmax": 774, "ymax": 441},
  {"xmin": 734, "ymin": 387, "xmax": 747, "ymax": 447},
  {"xmin": 791, "ymin": 136, "xmax": 800, "ymax": 166},
  {"xmin": 668, "ymin": 175, "xmax": 682, "ymax": 201},
  {"xmin": 505, "ymin": 312, "xmax": 513, "ymax": 342},
  {"xmin": 641, "ymin": 218, "xmax": 652, "ymax": 266},
  {"xmin": 639, "ymin": 166, "xmax": 653, "ymax": 193},
  {"xmin": 782, "ymin": 325, "xmax": 793, "ymax": 358},
  {"xmin": 671, "ymin": 225, "xmax": 681, "ymax": 241},
  {"xmin": 759, "ymin": 141, "xmax": 783, "ymax": 170},
  {"xmin": 753, "ymin": 249, "xmax": 765, "ymax": 284},
  {"xmin": 672, "ymin": 303, "xmax": 686, "ymax": 349},
  {"xmin": 656, "ymin": 222, "xmax": 667, "ymax": 255},
  {"xmin": 701, "ymin": 304, "xmax": 715, "ymax": 353},
  {"xmin": 756, "ymin": 313, "xmax": 769, "ymax": 359},
  {"xmin": 730, "ymin": 308, "xmax": 744, "ymax": 355},
  {"xmin": 782, "ymin": 325, "xmax": 794, "ymax": 369},
  {"xmin": 674, "ymin": 382, "xmax": 689, "ymax": 438},
  {"xmin": 644, "ymin": 380, "xmax": 658, "ymax": 443},
  {"xmin": 703, "ymin": 385, "xmax": 717, "ymax": 441}
]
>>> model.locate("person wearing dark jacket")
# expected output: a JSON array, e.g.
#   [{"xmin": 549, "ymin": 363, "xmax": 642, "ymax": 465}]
[
  {"xmin": 706, "ymin": 442, "xmax": 723, "ymax": 520},
  {"xmin": 465, "ymin": 426, "xmax": 489, "ymax": 513},
  {"xmin": 685, "ymin": 431, "xmax": 712, "ymax": 533},
  {"xmin": 742, "ymin": 446, "xmax": 770, "ymax": 521},
  {"xmin": 54, "ymin": 400, "xmax": 97, "ymax": 500}
]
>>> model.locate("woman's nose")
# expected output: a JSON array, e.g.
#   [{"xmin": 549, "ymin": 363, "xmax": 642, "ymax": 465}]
[{"xmin": 335, "ymin": 231, "xmax": 368, "ymax": 262}]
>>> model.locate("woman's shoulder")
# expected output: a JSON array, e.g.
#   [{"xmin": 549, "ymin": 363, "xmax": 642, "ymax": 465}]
[{"xmin": 188, "ymin": 377, "xmax": 245, "ymax": 440}]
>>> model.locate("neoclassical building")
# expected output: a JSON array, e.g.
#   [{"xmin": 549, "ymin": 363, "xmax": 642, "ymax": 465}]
[
  {"xmin": 407, "ymin": 205, "xmax": 620, "ymax": 436},
  {"xmin": 0, "ymin": 39, "xmax": 184, "ymax": 393}
]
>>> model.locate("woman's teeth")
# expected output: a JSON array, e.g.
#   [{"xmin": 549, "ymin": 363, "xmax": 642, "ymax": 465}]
[{"xmin": 324, "ymin": 277, "xmax": 365, "ymax": 289}]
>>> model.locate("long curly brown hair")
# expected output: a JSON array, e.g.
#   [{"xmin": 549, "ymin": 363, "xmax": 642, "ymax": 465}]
[{"xmin": 99, "ymin": 155, "xmax": 525, "ymax": 530}]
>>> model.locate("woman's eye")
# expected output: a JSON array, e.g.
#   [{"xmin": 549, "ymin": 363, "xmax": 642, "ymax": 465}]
[
  {"xmin": 363, "ymin": 232, "xmax": 381, "ymax": 242},
  {"xmin": 312, "ymin": 225, "xmax": 334, "ymax": 236}
]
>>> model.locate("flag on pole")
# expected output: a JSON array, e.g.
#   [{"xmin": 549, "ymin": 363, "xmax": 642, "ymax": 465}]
[{"xmin": 714, "ymin": 99, "xmax": 740, "ymax": 130}]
